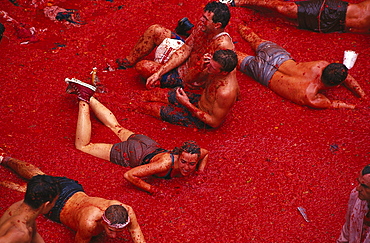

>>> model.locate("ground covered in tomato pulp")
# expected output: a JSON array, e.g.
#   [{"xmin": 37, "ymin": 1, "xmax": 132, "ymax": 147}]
[{"xmin": 0, "ymin": 0, "xmax": 369, "ymax": 242}]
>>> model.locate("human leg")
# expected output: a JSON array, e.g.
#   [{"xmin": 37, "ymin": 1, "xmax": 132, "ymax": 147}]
[
  {"xmin": 238, "ymin": 24, "xmax": 268, "ymax": 51},
  {"xmin": 89, "ymin": 97, "xmax": 134, "ymax": 141},
  {"xmin": 0, "ymin": 149, "xmax": 44, "ymax": 192},
  {"xmin": 74, "ymin": 100, "xmax": 115, "ymax": 161},
  {"xmin": 123, "ymin": 24, "xmax": 172, "ymax": 67},
  {"xmin": 234, "ymin": 0, "xmax": 298, "ymax": 19}
]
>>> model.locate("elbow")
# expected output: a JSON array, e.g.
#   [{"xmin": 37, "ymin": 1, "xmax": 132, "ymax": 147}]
[{"xmin": 124, "ymin": 171, "xmax": 131, "ymax": 182}]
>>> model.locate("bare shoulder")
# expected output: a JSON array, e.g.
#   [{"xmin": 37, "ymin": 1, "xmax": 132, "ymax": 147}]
[
  {"xmin": 0, "ymin": 219, "xmax": 31, "ymax": 243},
  {"xmin": 212, "ymin": 33, "xmax": 235, "ymax": 50}
]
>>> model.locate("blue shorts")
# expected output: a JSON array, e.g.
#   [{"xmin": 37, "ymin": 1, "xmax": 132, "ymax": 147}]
[
  {"xmin": 44, "ymin": 176, "xmax": 84, "ymax": 223},
  {"xmin": 240, "ymin": 41, "xmax": 292, "ymax": 86},
  {"xmin": 160, "ymin": 89, "xmax": 212, "ymax": 129},
  {"xmin": 159, "ymin": 33, "xmax": 185, "ymax": 88}
]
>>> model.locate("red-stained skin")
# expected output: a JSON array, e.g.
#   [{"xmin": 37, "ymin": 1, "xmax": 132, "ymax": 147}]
[{"xmin": 0, "ymin": 0, "xmax": 369, "ymax": 242}]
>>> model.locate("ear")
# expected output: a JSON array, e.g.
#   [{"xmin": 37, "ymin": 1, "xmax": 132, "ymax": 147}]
[{"xmin": 214, "ymin": 22, "xmax": 222, "ymax": 29}]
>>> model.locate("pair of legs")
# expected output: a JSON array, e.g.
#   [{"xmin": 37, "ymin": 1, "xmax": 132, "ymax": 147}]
[
  {"xmin": 75, "ymin": 97, "xmax": 134, "ymax": 161},
  {"xmin": 236, "ymin": 24, "xmax": 268, "ymax": 68},
  {"xmin": 234, "ymin": 0, "xmax": 298, "ymax": 19},
  {"xmin": 0, "ymin": 153, "xmax": 45, "ymax": 192}
]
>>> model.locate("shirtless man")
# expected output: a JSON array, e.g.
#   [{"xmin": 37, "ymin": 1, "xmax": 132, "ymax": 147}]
[
  {"xmin": 110, "ymin": 1, "xmax": 235, "ymax": 90},
  {"xmin": 0, "ymin": 172, "xmax": 59, "ymax": 243},
  {"xmin": 225, "ymin": 0, "xmax": 370, "ymax": 34},
  {"xmin": 0, "ymin": 152, "xmax": 146, "ymax": 243},
  {"xmin": 136, "ymin": 49, "xmax": 239, "ymax": 128},
  {"xmin": 237, "ymin": 24, "xmax": 366, "ymax": 109}
]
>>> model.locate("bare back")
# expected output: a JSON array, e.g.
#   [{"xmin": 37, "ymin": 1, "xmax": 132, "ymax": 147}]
[
  {"xmin": 346, "ymin": 0, "xmax": 370, "ymax": 33},
  {"xmin": 60, "ymin": 192, "xmax": 122, "ymax": 239},
  {"xmin": 0, "ymin": 201, "xmax": 36, "ymax": 243},
  {"xmin": 269, "ymin": 60, "xmax": 330, "ymax": 108}
]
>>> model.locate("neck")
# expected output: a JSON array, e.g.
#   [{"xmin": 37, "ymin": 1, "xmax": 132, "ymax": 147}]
[{"xmin": 18, "ymin": 202, "xmax": 43, "ymax": 223}]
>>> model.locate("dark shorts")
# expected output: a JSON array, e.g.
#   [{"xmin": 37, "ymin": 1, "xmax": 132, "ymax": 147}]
[
  {"xmin": 160, "ymin": 89, "xmax": 212, "ymax": 129},
  {"xmin": 240, "ymin": 41, "xmax": 292, "ymax": 86},
  {"xmin": 159, "ymin": 32, "xmax": 186, "ymax": 89},
  {"xmin": 44, "ymin": 176, "xmax": 84, "ymax": 223},
  {"xmin": 110, "ymin": 134, "xmax": 161, "ymax": 167},
  {"xmin": 296, "ymin": 0, "xmax": 348, "ymax": 33}
]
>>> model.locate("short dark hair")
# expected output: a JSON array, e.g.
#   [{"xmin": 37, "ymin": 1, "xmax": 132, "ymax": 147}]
[
  {"xmin": 321, "ymin": 63, "xmax": 348, "ymax": 87},
  {"xmin": 105, "ymin": 205, "xmax": 129, "ymax": 225},
  {"xmin": 173, "ymin": 140, "xmax": 201, "ymax": 157},
  {"xmin": 213, "ymin": 49, "xmax": 237, "ymax": 73},
  {"xmin": 204, "ymin": 1, "xmax": 230, "ymax": 28},
  {"xmin": 24, "ymin": 175, "xmax": 60, "ymax": 209}
]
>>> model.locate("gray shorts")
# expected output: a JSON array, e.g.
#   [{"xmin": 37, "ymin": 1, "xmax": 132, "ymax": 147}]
[
  {"xmin": 240, "ymin": 41, "xmax": 292, "ymax": 86},
  {"xmin": 110, "ymin": 134, "xmax": 160, "ymax": 167}
]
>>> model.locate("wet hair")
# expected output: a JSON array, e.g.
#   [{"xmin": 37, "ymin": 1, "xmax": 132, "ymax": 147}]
[
  {"xmin": 172, "ymin": 140, "xmax": 201, "ymax": 158},
  {"xmin": 362, "ymin": 165, "xmax": 370, "ymax": 175},
  {"xmin": 204, "ymin": 1, "xmax": 230, "ymax": 28},
  {"xmin": 213, "ymin": 49, "xmax": 238, "ymax": 73},
  {"xmin": 24, "ymin": 175, "xmax": 60, "ymax": 209},
  {"xmin": 321, "ymin": 63, "xmax": 348, "ymax": 87},
  {"xmin": 105, "ymin": 205, "xmax": 129, "ymax": 225}
]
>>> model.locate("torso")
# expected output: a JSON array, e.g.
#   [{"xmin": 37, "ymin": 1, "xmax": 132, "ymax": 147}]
[
  {"xmin": 269, "ymin": 60, "xmax": 328, "ymax": 106},
  {"xmin": 346, "ymin": 1, "xmax": 370, "ymax": 33},
  {"xmin": 0, "ymin": 201, "xmax": 35, "ymax": 243},
  {"xmin": 199, "ymin": 70, "xmax": 239, "ymax": 119},
  {"xmin": 60, "ymin": 192, "xmax": 122, "ymax": 237}
]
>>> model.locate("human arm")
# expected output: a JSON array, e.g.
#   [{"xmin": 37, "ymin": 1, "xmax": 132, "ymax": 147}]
[
  {"xmin": 125, "ymin": 205, "xmax": 146, "ymax": 243},
  {"xmin": 74, "ymin": 231, "xmax": 92, "ymax": 243},
  {"xmin": 184, "ymin": 53, "xmax": 212, "ymax": 89},
  {"xmin": 146, "ymin": 43, "xmax": 192, "ymax": 89},
  {"xmin": 31, "ymin": 232, "xmax": 45, "ymax": 243},
  {"xmin": 342, "ymin": 74, "xmax": 367, "ymax": 99},
  {"xmin": 175, "ymin": 87, "xmax": 232, "ymax": 128},
  {"xmin": 309, "ymin": 94, "xmax": 356, "ymax": 109},
  {"xmin": 123, "ymin": 157, "xmax": 172, "ymax": 194},
  {"xmin": 196, "ymin": 148, "xmax": 209, "ymax": 173}
]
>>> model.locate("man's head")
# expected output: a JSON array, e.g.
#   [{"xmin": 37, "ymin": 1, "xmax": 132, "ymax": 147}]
[
  {"xmin": 321, "ymin": 63, "xmax": 348, "ymax": 87},
  {"xmin": 209, "ymin": 49, "xmax": 237, "ymax": 74},
  {"xmin": 24, "ymin": 175, "xmax": 60, "ymax": 211},
  {"xmin": 102, "ymin": 205, "xmax": 130, "ymax": 238},
  {"xmin": 173, "ymin": 141, "xmax": 201, "ymax": 176},
  {"xmin": 203, "ymin": 1, "xmax": 230, "ymax": 29},
  {"xmin": 356, "ymin": 165, "xmax": 370, "ymax": 202}
]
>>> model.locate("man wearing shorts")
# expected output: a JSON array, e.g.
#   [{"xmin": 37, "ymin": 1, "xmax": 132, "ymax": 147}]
[
  {"xmin": 0, "ymin": 152, "xmax": 146, "ymax": 243},
  {"xmin": 226, "ymin": 0, "xmax": 370, "ymax": 33},
  {"xmin": 108, "ymin": 1, "xmax": 235, "ymax": 89},
  {"xmin": 136, "ymin": 49, "xmax": 239, "ymax": 129},
  {"xmin": 236, "ymin": 24, "xmax": 366, "ymax": 109}
]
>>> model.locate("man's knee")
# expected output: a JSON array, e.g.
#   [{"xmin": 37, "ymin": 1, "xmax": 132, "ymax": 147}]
[
  {"xmin": 146, "ymin": 24, "xmax": 171, "ymax": 45},
  {"xmin": 135, "ymin": 60, "xmax": 161, "ymax": 78}
]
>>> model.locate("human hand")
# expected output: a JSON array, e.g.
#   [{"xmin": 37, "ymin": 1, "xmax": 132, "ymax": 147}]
[
  {"xmin": 146, "ymin": 72, "xmax": 161, "ymax": 89},
  {"xmin": 201, "ymin": 53, "xmax": 212, "ymax": 69},
  {"xmin": 175, "ymin": 87, "xmax": 190, "ymax": 105}
]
